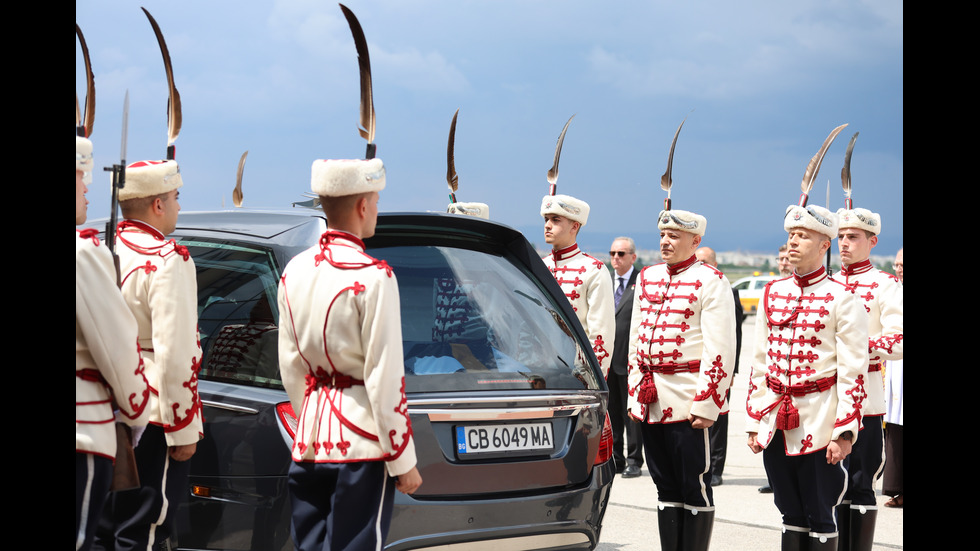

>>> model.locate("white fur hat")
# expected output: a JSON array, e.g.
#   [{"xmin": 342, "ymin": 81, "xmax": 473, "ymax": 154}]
[
  {"xmin": 447, "ymin": 201, "xmax": 489, "ymax": 219},
  {"xmin": 657, "ymin": 209, "xmax": 707, "ymax": 237},
  {"xmin": 784, "ymin": 204, "xmax": 838, "ymax": 240},
  {"xmin": 311, "ymin": 158, "xmax": 386, "ymax": 197},
  {"xmin": 76, "ymin": 136, "xmax": 94, "ymax": 185},
  {"xmin": 121, "ymin": 160, "xmax": 184, "ymax": 201},
  {"xmin": 540, "ymin": 194, "xmax": 589, "ymax": 226},
  {"xmin": 837, "ymin": 207, "xmax": 881, "ymax": 235}
]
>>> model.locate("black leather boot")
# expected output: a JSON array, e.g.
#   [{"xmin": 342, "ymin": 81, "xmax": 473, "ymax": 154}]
[
  {"xmin": 781, "ymin": 526, "xmax": 809, "ymax": 551},
  {"xmin": 658, "ymin": 504, "xmax": 684, "ymax": 551},
  {"xmin": 810, "ymin": 534, "xmax": 838, "ymax": 551},
  {"xmin": 847, "ymin": 506, "xmax": 877, "ymax": 551},
  {"xmin": 681, "ymin": 509, "xmax": 714, "ymax": 551},
  {"xmin": 835, "ymin": 503, "xmax": 851, "ymax": 551}
]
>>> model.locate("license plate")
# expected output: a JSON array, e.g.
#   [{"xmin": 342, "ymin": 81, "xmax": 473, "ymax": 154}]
[{"xmin": 456, "ymin": 422, "xmax": 554, "ymax": 455}]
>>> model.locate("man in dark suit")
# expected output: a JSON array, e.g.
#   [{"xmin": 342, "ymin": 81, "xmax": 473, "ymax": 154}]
[
  {"xmin": 609, "ymin": 237, "xmax": 643, "ymax": 478},
  {"xmin": 695, "ymin": 246, "xmax": 743, "ymax": 487}
]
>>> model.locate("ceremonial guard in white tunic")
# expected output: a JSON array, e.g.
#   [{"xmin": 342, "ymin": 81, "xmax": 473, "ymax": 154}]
[
  {"xmin": 95, "ymin": 14, "xmax": 204, "ymax": 547},
  {"xmin": 95, "ymin": 158, "xmax": 204, "ymax": 551},
  {"xmin": 279, "ymin": 158, "xmax": 420, "ymax": 551},
  {"xmin": 277, "ymin": 7, "xmax": 421, "ymax": 551},
  {"xmin": 830, "ymin": 135, "xmax": 903, "ymax": 551},
  {"xmin": 625, "ymin": 117, "xmax": 736, "ymax": 551},
  {"xmin": 746, "ymin": 124, "xmax": 869, "ymax": 551},
  {"xmin": 76, "ymin": 128, "xmax": 150, "ymax": 551},
  {"xmin": 539, "ymin": 116, "xmax": 616, "ymax": 378}
]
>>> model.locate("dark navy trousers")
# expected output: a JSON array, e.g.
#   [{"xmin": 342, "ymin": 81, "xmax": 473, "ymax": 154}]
[
  {"xmin": 763, "ymin": 430, "xmax": 847, "ymax": 534},
  {"xmin": 288, "ymin": 460, "xmax": 395, "ymax": 551}
]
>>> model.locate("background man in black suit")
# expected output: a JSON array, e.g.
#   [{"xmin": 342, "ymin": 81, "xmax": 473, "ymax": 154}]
[
  {"xmin": 609, "ymin": 237, "xmax": 644, "ymax": 478},
  {"xmin": 695, "ymin": 246, "xmax": 743, "ymax": 487}
]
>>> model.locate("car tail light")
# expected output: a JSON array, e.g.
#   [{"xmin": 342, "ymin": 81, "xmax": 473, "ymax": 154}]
[
  {"xmin": 594, "ymin": 412, "xmax": 613, "ymax": 465},
  {"xmin": 276, "ymin": 401, "xmax": 298, "ymax": 440}
]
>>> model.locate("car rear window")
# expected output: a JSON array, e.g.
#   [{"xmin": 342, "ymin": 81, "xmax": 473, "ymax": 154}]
[{"xmin": 372, "ymin": 245, "xmax": 597, "ymax": 393}]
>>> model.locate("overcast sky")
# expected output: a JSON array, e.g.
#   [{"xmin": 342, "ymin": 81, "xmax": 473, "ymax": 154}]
[{"xmin": 77, "ymin": 0, "xmax": 903, "ymax": 257}]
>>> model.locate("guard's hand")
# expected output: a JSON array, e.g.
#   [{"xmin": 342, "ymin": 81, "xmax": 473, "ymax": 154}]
[
  {"xmin": 747, "ymin": 433, "xmax": 763, "ymax": 454},
  {"xmin": 689, "ymin": 415, "xmax": 714, "ymax": 430},
  {"xmin": 826, "ymin": 438, "xmax": 852, "ymax": 465},
  {"xmin": 395, "ymin": 467, "xmax": 422, "ymax": 495},
  {"xmin": 170, "ymin": 442, "xmax": 197, "ymax": 462}
]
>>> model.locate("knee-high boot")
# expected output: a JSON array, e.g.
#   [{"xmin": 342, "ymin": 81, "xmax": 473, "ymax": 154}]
[
  {"xmin": 681, "ymin": 509, "xmax": 714, "ymax": 551},
  {"xmin": 847, "ymin": 506, "xmax": 877, "ymax": 551},
  {"xmin": 781, "ymin": 525, "xmax": 809, "ymax": 551},
  {"xmin": 658, "ymin": 504, "xmax": 684, "ymax": 551}
]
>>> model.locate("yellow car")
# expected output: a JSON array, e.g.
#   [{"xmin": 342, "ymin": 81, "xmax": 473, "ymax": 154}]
[{"xmin": 732, "ymin": 275, "xmax": 780, "ymax": 315}]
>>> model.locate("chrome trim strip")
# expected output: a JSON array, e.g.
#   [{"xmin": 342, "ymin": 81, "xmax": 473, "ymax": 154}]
[
  {"xmin": 409, "ymin": 394, "xmax": 601, "ymax": 422},
  {"xmin": 408, "ymin": 532, "xmax": 591, "ymax": 551},
  {"xmin": 201, "ymin": 399, "xmax": 259, "ymax": 415}
]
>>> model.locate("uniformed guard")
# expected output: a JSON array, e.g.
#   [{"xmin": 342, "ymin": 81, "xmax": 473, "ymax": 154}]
[
  {"xmin": 95, "ymin": 157, "xmax": 204, "ymax": 550},
  {"xmin": 625, "ymin": 117, "xmax": 736, "ymax": 551},
  {"xmin": 94, "ymin": 10, "xmax": 204, "ymax": 550},
  {"xmin": 276, "ymin": 6, "xmax": 421, "ymax": 551},
  {"xmin": 746, "ymin": 124, "xmax": 870, "ymax": 551},
  {"xmin": 76, "ymin": 128, "xmax": 150, "ymax": 550},
  {"xmin": 830, "ymin": 133, "xmax": 903, "ymax": 551},
  {"xmin": 539, "ymin": 115, "xmax": 615, "ymax": 378}
]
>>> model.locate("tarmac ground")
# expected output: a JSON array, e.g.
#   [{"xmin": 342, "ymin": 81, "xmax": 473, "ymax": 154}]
[{"xmin": 595, "ymin": 316, "xmax": 903, "ymax": 550}]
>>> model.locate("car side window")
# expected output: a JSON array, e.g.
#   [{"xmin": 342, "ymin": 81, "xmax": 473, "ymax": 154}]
[
  {"xmin": 176, "ymin": 237, "xmax": 283, "ymax": 389},
  {"xmin": 733, "ymin": 280, "xmax": 750, "ymax": 291}
]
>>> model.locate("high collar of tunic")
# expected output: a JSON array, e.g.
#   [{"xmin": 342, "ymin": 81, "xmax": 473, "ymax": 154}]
[
  {"xmin": 666, "ymin": 254, "xmax": 698, "ymax": 276},
  {"xmin": 551, "ymin": 243, "xmax": 580, "ymax": 263},
  {"xmin": 839, "ymin": 258, "xmax": 873, "ymax": 277},
  {"xmin": 793, "ymin": 265, "xmax": 828, "ymax": 289},
  {"xmin": 320, "ymin": 230, "xmax": 365, "ymax": 252},
  {"xmin": 118, "ymin": 218, "xmax": 165, "ymax": 240}
]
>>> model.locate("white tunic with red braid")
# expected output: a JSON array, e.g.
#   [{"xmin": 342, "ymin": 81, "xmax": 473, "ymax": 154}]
[
  {"xmin": 541, "ymin": 243, "xmax": 616, "ymax": 378},
  {"xmin": 278, "ymin": 231, "xmax": 417, "ymax": 477},
  {"xmin": 745, "ymin": 267, "xmax": 869, "ymax": 455},
  {"xmin": 76, "ymin": 229, "xmax": 151, "ymax": 459},
  {"xmin": 625, "ymin": 255, "xmax": 736, "ymax": 424},
  {"xmin": 832, "ymin": 259, "xmax": 903, "ymax": 417},
  {"xmin": 115, "ymin": 220, "xmax": 204, "ymax": 447}
]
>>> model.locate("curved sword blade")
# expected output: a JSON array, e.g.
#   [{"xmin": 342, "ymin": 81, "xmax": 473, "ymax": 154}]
[
  {"xmin": 142, "ymin": 7, "xmax": 182, "ymax": 154},
  {"xmin": 447, "ymin": 109, "xmax": 459, "ymax": 199},
  {"xmin": 339, "ymin": 4, "xmax": 376, "ymax": 158},
  {"xmin": 547, "ymin": 114, "xmax": 576, "ymax": 192},
  {"xmin": 800, "ymin": 123, "xmax": 847, "ymax": 205},
  {"xmin": 76, "ymin": 24, "xmax": 96, "ymax": 137}
]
